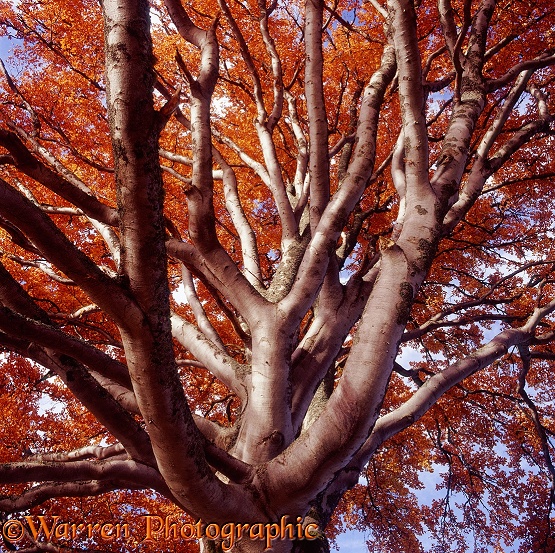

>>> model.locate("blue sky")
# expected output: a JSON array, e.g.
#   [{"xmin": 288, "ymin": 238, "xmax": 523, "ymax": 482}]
[
  {"xmin": 336, "ymin": 529, "xmax": 369, "ymax": 551},
  {"xmin": 0, "ymin": 34, "xmax": 17, "ymax": 65},
  {"xmin": 0, "ymin": 37, "xmax": 11, "ymax": 58}
]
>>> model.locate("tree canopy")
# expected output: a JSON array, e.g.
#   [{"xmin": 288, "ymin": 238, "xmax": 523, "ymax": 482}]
[{"xmin": 0, "ymin": 0, "xmax": 554, "ymax": 551}]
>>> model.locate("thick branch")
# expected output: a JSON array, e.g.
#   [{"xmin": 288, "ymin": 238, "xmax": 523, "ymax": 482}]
[
  {"xmin": 212, "ymin": 147, "xmax": 263, "ymax": 288},
  {"xmin": 305, "ymin": 0, "xmax": 330, "ymax": 230},
  {"xmin": 0, "ymin": 304, "xmax": 130, "ymax": 387},
  {"xmin": 278, "ymin": 44, "xmax": 396, "ymax": 321},
  {"xmin": 102, "ymin": 0, "xmax": 259, "ymax": 522},
  {"xmin": 0, "ymin": 338, "xmax": 153, "ymax": 465},
  {"xmin": 0, "ymin": 178, "xmax": 137, "ymax": 327},
  {"xmin": 29, "ymin": 444, "xmax": 126, "ymax": 463},
  {"xmin": 0, "ymin": 480, "xmax": 147, "ymax": 514},
  {"xmin": 171, "ymin": 313, "xmax": 248, "ymax": 401},
  {"xmin": 0, "ymin": 130, "xmax": 117, "ymax": 227},
  {"xmin": 0, "ymin": 459, "xmax": 163, "ymax": 488}
]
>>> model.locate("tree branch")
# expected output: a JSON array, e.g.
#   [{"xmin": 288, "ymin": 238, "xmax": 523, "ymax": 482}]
[
  {"xmin": 0, "ymin": 130, "xmax": 117, "ymax": 227},
  {"xmin": 305, "ymin": 0, "xmax": 330, "ymax": 231},
  {"xmin": 102, "ymin": 0, "xmax": 261, "ymax": 522}
]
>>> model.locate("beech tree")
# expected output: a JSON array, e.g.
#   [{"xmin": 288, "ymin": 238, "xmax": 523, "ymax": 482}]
[{"xmin": 0, "ymin": 0, "xmax": 555, "ymax": 551}]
